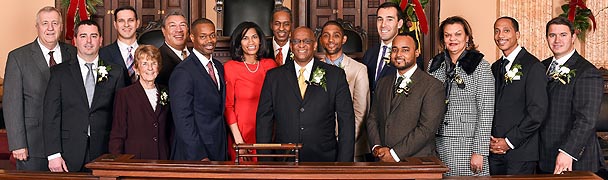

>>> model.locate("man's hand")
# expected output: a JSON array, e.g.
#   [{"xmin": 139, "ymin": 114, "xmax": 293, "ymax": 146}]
[
  {"xmin": 48, "ymin": 157, "xmax": 69, "ymax": 172},
  {"xmin": 470, "ymin": 153, "xmax": 483, "ymax": 174},
  {"xmin": 12, "ymin": 148, "xmax": 28, "ymax": 161},
  {"xmin": 374, "ymin": 147, "xmax": 390, "ymax": 158},
  {"xmin": 378, "ymin": 149, "xmax": 396, "ymax": 162},
  {"xmin": 490, "ymin": 136, "xmax": 510, "ymax": 154},
  {"xmin": 553, "ymin": 151, "xmax": 573, "ymax": 174}
]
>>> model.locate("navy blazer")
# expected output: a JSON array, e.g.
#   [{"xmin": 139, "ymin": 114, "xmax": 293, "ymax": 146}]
[
  {"xmin": 99, "ymin": 41, "xmax": 132, "ymax": 86},
  {"xmin": 169, "ymin": 53, "xmax": 227, "ymax": 161},
  {"xmin": 361, "ymin": 45, "xmax": 396, "ymax": 93}
]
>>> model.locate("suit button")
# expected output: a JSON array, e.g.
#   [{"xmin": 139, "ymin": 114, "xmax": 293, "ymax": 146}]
[
  {"xmin": 153, "ymin": 137, "xmax": 158, "ymax": 142},
  {"xmin": 443, "ymin": 121, "xmax": 448, "ymax": 125},
  {"xmin": 300, "ymin": 127, "xmax": 304, "ymax": 130},
  {"xmin": 300, "ymin": 108, "xmax": 304, "ymax": 112},
  {"xmin": 153, "ymin": 122, "xmax": 158, "ymax": 128}
]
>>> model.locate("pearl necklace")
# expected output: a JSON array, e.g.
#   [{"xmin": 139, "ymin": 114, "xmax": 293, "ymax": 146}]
[{"xmin": 244, "ymin": 61, "xmax": 259, "ymax": 73}]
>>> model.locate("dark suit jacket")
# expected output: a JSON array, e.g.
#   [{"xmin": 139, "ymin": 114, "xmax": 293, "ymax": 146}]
[
  {"xmin": 4, "ymin": 40, "xmax": 76, "ymax": 160},
  {"xmin": 367, "ymin": 69, "xmax": 445, "ymax": 158},
  {"xmin": 169, "ymin": 54, "xmax": 227, "ymax": 161},
  {"xmin": 265, "ymin": 39, "xmax": 293, "ymax": 66},
  {"xmin": 99, "ymin": 41, "xmax": 132, "ymax": 86},
  {"xmin": 43, "ymin": 58, "xmax": 126, "ymax": 172},
  {"xmin": 257, "ymin": 60, "xmax": 355, "ymax": 162},
  {"xmin": 362, "ymin": 45, "xmax": 396, "ymax": 93},
  {"xmin": 490, "ymin": 48, "xmax": 547, "ymax": 162},
  {"xmin": 157, "ymin": 42, "xmax": 191, "ymax": 87},
  {"xmin": 538, "ymin": 51, "xmax": 603, "ymax": 172},
  {"xmin": 109, "ymin": 82, "xmax": 171, "ymax": 160}
]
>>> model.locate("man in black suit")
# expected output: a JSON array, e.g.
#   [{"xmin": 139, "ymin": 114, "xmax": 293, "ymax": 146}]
[
  {"xmin": 257, "ymin": 27, "xmax": 355, "ymax": 162},
  {"xmin": 44, "ymin": 20, "xmax": 126, "ymax": 172},
  {"xmin": 489, "ymin": 16, "xmax": 548, "ymax": 175},
  {"xmin": 538, "ymin": 16, "xmax": 604, "ymax": 174},
  {"xmin": 99, "ymin": 6, "xmax": 141, "ymax": 85},
  {"xmin": 156, "ymin": 12, "xmax": 191, "ymax": 87},
  {"xmin": 4, "ymin": 6, "xmax": 76, "ymax": 171},
  {"xmin": 267, "ymin": 6, "xmax": 292, "ymax": 66},
  {"xmin": 362, "ymin": 2, "xmax": 402, "ymax": 95}
]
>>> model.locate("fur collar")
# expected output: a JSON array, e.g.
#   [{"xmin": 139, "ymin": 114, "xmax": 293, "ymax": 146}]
[{"xmin": 428, "ymin": 50, "xmax": 484, "ymax": 75}]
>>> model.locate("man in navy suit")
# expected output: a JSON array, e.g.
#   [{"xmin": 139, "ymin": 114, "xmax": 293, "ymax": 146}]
[
  {"xmin": 99, "ymin": 6, "xmax": 141, "ymax": 85},
  {"xmin": 257, "ymin": 27, "xmax": 355, "ymax": 162},
  {"xmin": 538, "ymin": 16, "xmax": 604, "ymax": 174},
  {"xmin": 169, "ymin": 18, "xmax": 226, "ymax": 161}
]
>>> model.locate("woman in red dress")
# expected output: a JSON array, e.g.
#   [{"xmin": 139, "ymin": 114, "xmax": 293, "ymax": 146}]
[{"xmin": 225, "ymin": 22, "xmax": 278, "ymax": 161}]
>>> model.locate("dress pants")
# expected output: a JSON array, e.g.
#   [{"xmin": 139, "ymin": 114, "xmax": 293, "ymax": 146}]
[{"xmin": 489, "ymin": 153, "xmax": 537, "ymax": 175}]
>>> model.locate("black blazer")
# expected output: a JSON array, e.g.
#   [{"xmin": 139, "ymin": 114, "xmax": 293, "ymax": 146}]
[
  {"xmin": 157, "ymin": 42, "xmax": 192, "ymax": 87},
  {"xmin": 362, "ymin": 45, "xmax": 396, "ymax": 93},
  {"xmin": 538, "ymin": 51, "xmax": 604, "ymax": 172},
  {"xmin": 99, "ymin": 41, "xmax": 132, "ymax": 86},
  {"xmin": 490, "ymin": 48, "xmax": 548, "ymax": 161},
  {"xmin": 43, "ymin": 58, "xmax": 126, "ymax": 172},
  {"xmin": 257, "ymin": 60, "xmax": 355, "ymax": 162}
]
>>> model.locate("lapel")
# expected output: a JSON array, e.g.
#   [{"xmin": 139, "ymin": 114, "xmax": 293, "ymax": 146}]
[
  {"xmin": 29, "ymin": 40, "xmax": 51, "ymax": 81},
  {"xmin": 548, "ymin": 51, "xmax": 580, "ymax": 91},
  {"xmin": 213, "ymin": 58, "xmax": 225, "ymax": 92},
  {"xmin": 68, "ymin": 59, "xmax": 90, "ymax": 109},
  {"xmin": 109, "ymin": 42, "xmax": 127, "ymax": 68},
  {"xmin": 162, "ymin": 43, "xmax": 184, "ymax": 65},
  {"xmin": 367, "ymin": 45, "xmax": 380, "ymax": 72},
  {"xmin": 380, "ymin": 73, "xmax": 396, "ymax": 118},
  {"xmin": 389, "ymin": 69, "xmax": 420, "ymax": 114},
  {"xmin": 133, "ymin": 82, "xmax": 156, "ymax": 116},
  {"xmin": 189, "ymin": 55, "xmax": 221, "ymax": 95},
  {"xmin": 91, "ymin": 59, "xmax": 111, "ymax": 109},
  {"xmin": 302, "ymin": 60, "xmax": 322, "ymax": 103},
  {"xmin": 59, "ymin": 42, "xmax": 74, "ymax": 65},
  {"xmin": 285, "ymin": 60, "xmax": 304, "ymax": 103}
]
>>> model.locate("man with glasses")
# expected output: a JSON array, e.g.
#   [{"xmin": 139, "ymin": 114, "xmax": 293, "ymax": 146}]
[{"xmin": 257, "ymin": 26, "xmax": 355, "ymax": 162}]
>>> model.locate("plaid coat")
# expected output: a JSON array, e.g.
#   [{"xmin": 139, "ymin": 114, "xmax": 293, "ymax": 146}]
[
  {"xmin": 538, "ymin": 51, "xmax": 604, "ymax": 173},
  {"xmin": 428, "ymin": 50, "xmax": 495, "ymax": 176}
]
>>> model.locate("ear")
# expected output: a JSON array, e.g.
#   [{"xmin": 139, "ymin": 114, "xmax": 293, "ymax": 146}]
[
  {"xmin": 136, "ymin": 19, "xmax": 142, "ymax": 28},
  {"xmin": 113, "ymin": 20, "xmax": 118, "ymax": 30},
  {"xmin": 515, "ymin": 31, "xmax": 520, "ymax": 40},
  {"xmin": 415, "ymin": 48, "xmax": 420, "ymax": 58},
  {"xmin": 397, "ymin": 19, "xmax": 404, "ymax": 29},
  {"xmin": 341, "ymin": 35, "xmax": 347, "ymax": 45}
]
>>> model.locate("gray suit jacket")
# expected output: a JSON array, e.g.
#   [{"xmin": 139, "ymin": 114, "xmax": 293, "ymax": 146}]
[
  {"xmin": 4, "ymin": 39, "xmax": 76, "ymax": 158},
  {"xmin": 367, "ymin": 68, "xmax": 445, "ymax": 158}
]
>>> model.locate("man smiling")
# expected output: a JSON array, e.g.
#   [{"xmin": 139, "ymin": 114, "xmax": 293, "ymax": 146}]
[{"xmin": 100, "ymin": 6, "xmax": 141, "ymax": 85}]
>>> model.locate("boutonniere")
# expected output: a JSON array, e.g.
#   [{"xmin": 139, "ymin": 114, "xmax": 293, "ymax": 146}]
[
  {"xmin": 549, "ymin": 65, "xmax": 576, "ymax": 84},
  {"xmin": 382, "ymin": 49, "xmax": 391, "ymax": 66},
  {"xmin": 395, "ymin": 78, "xmax": 413, "ymax": 96},
  {"xmin": 454, "ymin": 74, "xmax": 465, "ymax": 89},
  {"xmin": 306, "ymin": 67, "xmax": 327, "ymax": 91},
  {"xmin": 97, "ymin": 60, "xmax": 112, "ymax": 82},
  {"xmin": 504, "ymin": 64, "xmax": 523, "ymax": 83},
  {"xmin": 159, "ymin": 88, "xmax": 169, "ymax": 106},
  {"xmin": 289, "ymin": 52, "xmax": 294, "ymax": 60}
]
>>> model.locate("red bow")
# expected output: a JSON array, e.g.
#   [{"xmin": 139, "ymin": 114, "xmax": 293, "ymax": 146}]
[
  {"xmin": 568, "ymin": 0, "xmax": 596, "ymax": 31},
  {"xmin": 400, "ymin": 0, "xmax": 428, "ymax": 34},
  {"xmin": 65, "ymin": 0, "xmax": 90, "ymax": 40}
]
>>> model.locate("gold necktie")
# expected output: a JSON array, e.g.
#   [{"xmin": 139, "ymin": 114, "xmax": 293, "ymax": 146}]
[
  {"xmin": 181, "ymin": 50, "xmax": 188, "ymax": 60},
  {"xmin": 298, "ymin": 68, "xmax": 307, "ymax": 99}
]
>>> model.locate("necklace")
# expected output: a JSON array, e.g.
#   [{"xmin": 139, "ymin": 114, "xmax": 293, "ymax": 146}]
[{"xmin": 244, "ymin": 61, "xmax": 259, "ymax": 73}]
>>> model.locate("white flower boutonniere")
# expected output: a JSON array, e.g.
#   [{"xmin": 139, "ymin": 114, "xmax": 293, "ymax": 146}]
[
  {"xmin": 159, "ymin": 88, "xmax": 169, "ymax": 106},
  {"xmin": 289, "ymin": 52, "xmax": 294, "ymax": 60},
  {"xmin": 97, "ymin": 60, "xmax": 112, "ymax": 82},
  {"xmin": 504, "ymin": 64, "xmax": 523, "ymax": 83},
  {"xmin": 395, "ymin": 78, "xmax": 413, "ymax": 96},
  {"xmin": 549, "ymin": 65, "xmax": 576, "ymax": 84},
  {"xmin": 306, "ymin": 67, "xmax": 327, "ymax": 91}
]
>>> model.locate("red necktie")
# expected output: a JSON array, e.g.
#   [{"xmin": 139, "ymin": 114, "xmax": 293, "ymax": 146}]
[
  {"xmin": 275, "ymin": 48, "xmax": 283, "ymax": 66},
  {"xmin": 206, "ymin": 62, "xmax": 218, "ymax": 86},
  {"xmin": 49, "ymin": 51, "xmax": 57, "ymax": 67}
]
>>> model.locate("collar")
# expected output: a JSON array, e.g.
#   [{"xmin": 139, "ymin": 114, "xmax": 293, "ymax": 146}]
[
  {"xmin": 273, "ymin": 38, "xmax": 290, "ymax": 52},
  {"xmin": 429, "ymin": 50, "xmax": 484, "ymax": 75},
  {"xmin": 193, "ymin": 48, "xmax": 213, "ymax": 65},
  {"xmin": 397, "ymin": 64, "xmax": 417, "ymax": 80},
  {"xmin": 324, "ymin": 53, "xmax": 344, "ymax": 67},
  {"xmin": 117, "ymin": 39, "xmax": 138, "ymax": 52},
  {"xmin": 502, "ymin": 45, "xmax": 522, "ymax": 62},
  {"xmin": 37, "ymin": 38, "xmax": 60, "ymax": 54},
  {"xmin": 552, "ymin": 49, "xmax": 576, "ymax": 66},
  {"xmin": 165, "ymin": 41, "xmax": 189, "ymax": 60},
  {"xmin": 294, "ymin": 58, "xmax": 314, "ymax": 80},
  {"xmin": 77, "ymin": 55, "xmax": 99, "ymax": 67}
]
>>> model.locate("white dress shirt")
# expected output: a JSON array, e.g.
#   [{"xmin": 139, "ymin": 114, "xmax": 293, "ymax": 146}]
[
  {"xmin": 166, "ymin": 41, "xmax": 190, "ymax": 61},
  {"xmin": 37, "ymin": 38, "xmax": 62, "ymax": 66},
  {"xmin": 193, "ymin": 48, "xmax": 220, "ymax": 90},
  {"xmin": 116, "ymin": 40, "xmax": 138, "ymax": 64},
  {"xmin": 273, "ymin": 38, "xmax": 290, "ymax": 65}
]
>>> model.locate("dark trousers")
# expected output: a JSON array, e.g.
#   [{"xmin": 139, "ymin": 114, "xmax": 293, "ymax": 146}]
[
  {"xmin": 16, "ymin": 157, "xmax": 49, "ymax": 171},
  {"xmin": 489, "ymin": 153, "xmax": 537, "ymax": 175}
]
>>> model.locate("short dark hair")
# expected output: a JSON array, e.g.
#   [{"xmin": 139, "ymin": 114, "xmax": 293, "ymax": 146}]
[
  {"xmin": 271, "ymin": 6, "xmax": 293, "ymax": 23},
  {"xmin": 321, "ymin": 20, "xmax": 344, "ymax": 35},
  {"xmin": 546, "ymin": 16, "xmax": 575, "ymax": 37},
  {"xmin": 438, "ymin": 16, "xmax": 477, "ymax": 51},
  {"xmin": 376, "ymin": 2, "xmax": 404, "ymax": 21},
  {"xmin": 395, "ymin": 32, "xmax": 419, "ymax": 50},
  {"xmin": 114, "ymin": 6, "xmax": 138, "ymax": 21},
  {"xmin": 161, "ymin": 11, "xmax": 187, "ymax": 28},
  {"xmin": 191, "ymin": 18, "xmax": 215, "ymax": 30},
  {"xmin": 496, "ymin": 16, "xmax": 519, "ymax": 32},
  {"xmin": 74, "ymin": 20, "xmax": 101, "ymax": 37},
  {"xmin": 229, "ymin": 22, "xmax": 268, "ymax": 61}
]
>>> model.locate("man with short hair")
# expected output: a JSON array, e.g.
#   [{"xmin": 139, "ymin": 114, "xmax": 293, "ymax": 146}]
[
  {"xmin": 268, "ymin": 6, "xmax": 292, "ymax": 66},
  {"xmin": 489, "ymin": 16, "xmax": 548, "ymax": 175},
  {"xmin": 169, "ymin": 18, "xmax": 227, "ymax": 161},
  {"xmin": 44, "ymin": 20, "xmax": 126, "ymax": 172},
  {"xmin": 99, "ymin": 6, "xmax": 141, "ymax": 85},
  {"xmin": 538, "ymin": 16, "xmax": 604, "ymax": 174},
  {"xmin": 319, "ymin": 21, "xmax": 370, "ymax": 162},
  {"xmin": 257, "ymin": 26, "xmax": 355, "ymax": 162},
  {"xmin": 157, "ymin": 12, "xmax": 191, "ymax": 87},
  {"xmin": 4, "ymin": 6, "xmax": 76, "ymax": 171},
  {"xmin": 366, "ymin": 32, "xmax": 444, "ymax": 162}
]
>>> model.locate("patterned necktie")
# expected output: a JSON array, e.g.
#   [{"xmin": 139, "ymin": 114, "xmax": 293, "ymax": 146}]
[
  {"xmin": 48, "ymin": 51, "xmax": 57, "ymax": 67},
  {"xmin": 548, "ymin": 61, "xmax": 558, "ymax": 75},
  {"xmin": 181, "ymin": 50, "xmax": 188, "ymax": 60},
  {"xmin": 84, "ymin": 63, "xmax": 95, "ymax": 107},
  {"xmin": 126, "ymin": 46, "xmax": 136, "ymax": 83},
  {"xmin": 276, "ymin": 48, "xmax": 283, "ymax": 66},
  {"xmin": 394, "ymin": 76, "xmax": 404, "ymax": 96},
  {"xmin": 375, "ymin": 45, "xmax": 388, "ymax": 81},
  {"xmin": 298, "ymin": 67, "xmax": 307, "ymax": 99},
  {"xmin": 500, "ymin": 58, "xmax": 509, "ymax": 81},
  {"xmin": 206, "ymin": 61, "xmax": 218, "ymax": 87}
]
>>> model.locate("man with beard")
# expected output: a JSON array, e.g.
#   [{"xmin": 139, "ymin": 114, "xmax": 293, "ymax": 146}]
[
  {"xmin": 157, "ymin": 12, "xmax": 191, "ymax": 87},
  {"xmin": 319, "ymin": 21, "xmax": 370, "ymax": 162},
  {"xmin": 268, "ymin": 6, "xmax": 292, "ymax": 66},
  {"xmin": 169, "ymin": 18, "xmax": 226, "ymax": 161},
  {"xmin": 366, "ymin": 32, "xmax": 444, "ymax": 162},
  {"xmin": 99, "ymin": 6, "xmax": 141, "ymax": 85},
  {"xmin": 257, "ymin": 27, "xmax": 355, "ymax": 162}
]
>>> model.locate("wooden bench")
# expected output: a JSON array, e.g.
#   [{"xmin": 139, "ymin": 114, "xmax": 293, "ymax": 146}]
[
  {"xmin": 0, "ymin": 170, "xmax": 96, "ymax": 180},
  {"xmin": 445, "ymin": 171, "xmax": 602, "ymax": 179}
]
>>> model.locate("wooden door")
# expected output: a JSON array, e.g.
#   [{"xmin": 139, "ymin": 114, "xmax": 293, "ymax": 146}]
[
  {"xmin": 137, "ymin": 0, "xmax": 162, "ymax": 28},
  {"xmin": 310, "ymin": 0, "xmax": 362, "ymax": 30}
]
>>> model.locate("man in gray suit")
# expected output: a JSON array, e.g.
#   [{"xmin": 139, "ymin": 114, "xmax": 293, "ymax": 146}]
[
  {"xmin": 367, "ymin": 32, "xmax": 445, "ymax": 162},
  {"xmin": 3, "ymin": 6, "xmax": 76, "ymax": 171}
]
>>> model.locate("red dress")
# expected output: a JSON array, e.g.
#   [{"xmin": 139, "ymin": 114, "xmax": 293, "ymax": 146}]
[{"xmin": 225, "ymin": 58, "xmax": 278, "ymax": 161}]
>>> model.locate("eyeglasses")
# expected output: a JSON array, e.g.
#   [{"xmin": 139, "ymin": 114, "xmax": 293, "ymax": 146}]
[{"xmin": 291, "ymin": 39, "xmax": 314, "ymax": 45}]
